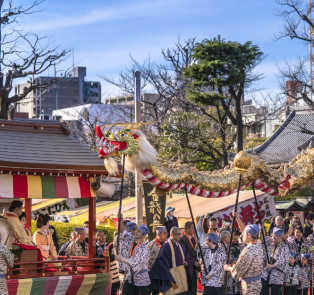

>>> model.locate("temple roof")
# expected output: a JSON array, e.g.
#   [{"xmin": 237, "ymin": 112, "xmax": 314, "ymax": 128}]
[
  {"xmin": 0, "ymin": 119, "xmax": 107, "ymax": 176},
  {"xmin": 250, "ymin": 111, "xmax": 314, "ymax": 165}
]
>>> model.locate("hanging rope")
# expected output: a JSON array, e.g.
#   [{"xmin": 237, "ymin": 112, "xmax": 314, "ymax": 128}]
[
  {"xmin": 184, "ymin": 186, "xmax": 208, "ymax": 276},
  {"xmin": 116, "ymin": 154, "xmax": 126, "ymax": 256}
]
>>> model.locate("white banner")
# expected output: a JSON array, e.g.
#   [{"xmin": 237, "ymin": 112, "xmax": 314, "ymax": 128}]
[{"xmin": 212, "ymin": 193, "xmax": 276, "ymax": 227}]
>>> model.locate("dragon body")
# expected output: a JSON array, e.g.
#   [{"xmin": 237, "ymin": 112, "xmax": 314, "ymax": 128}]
[{"xmin": 96, "ymin": 123, "xmax": 314, "ymax": 197}]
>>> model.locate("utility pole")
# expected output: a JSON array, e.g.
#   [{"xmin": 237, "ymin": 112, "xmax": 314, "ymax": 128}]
[
  {"xmin": 0, "ymin": 0, "xmax": 4, "ymax": 84},
  {"xmin": 134, "ymin": 71, "xmax": 143, "ymax": 225},
  {"xmin": 310, "ymin": 0, "xmax": 314, "ymax": 100}
]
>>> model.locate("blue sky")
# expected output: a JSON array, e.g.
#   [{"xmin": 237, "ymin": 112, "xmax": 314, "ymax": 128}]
[{"xmin": 13, "ymin": 0, "xmax": 309, "ymax": 101}]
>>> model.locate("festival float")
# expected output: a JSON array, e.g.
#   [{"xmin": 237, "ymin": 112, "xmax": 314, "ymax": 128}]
[{"xmin": 0, "ymin": 120, "xmax": 112, "ymax": 295}]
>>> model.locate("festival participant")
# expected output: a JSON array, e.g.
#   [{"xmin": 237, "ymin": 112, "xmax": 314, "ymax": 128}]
[
  {"xmin": 105, "ymin": 232, "xmax": 120, "ymax": 295},
  {"xmin": 150, "ymin": 227, "xmax": 189, "ymax": 295},
  {"xmin": 147, "ymin": 226, "xmax": 168, "ymax": 295},
  {"xmin": 219, "ymin": 230, "xmax": 231, "ymax": 256},
  {"xmin": 83, "ymin": 220, "xmax": 89, "ymax": 243},
  {"xmin": 288, "ymin": 225, "xmax": 310, "ymax": 262},
  {"xmin": 180, "ymin": 221, "xmax": 200, "ymax": 295},
  {"xmin": 49, "ymin": 224, "xmax": 60, "ymax": 253},
  {"xmin": 66, "ymin": 228, "xmax": 88, "ymax": 257},
  {"xmin": 19, "ymin": 212, "xmax": 32, "ymax": 241},
  {"xmin": 224, "ymin": 224, "xmax": 264, "ymax": 295},
  {"xmin": 96, "ymin": 230, "xmax": 107, "ymax": 257},
  {"xmin": 115, "ymin": 224, "xmax": 151, "ymax": 295},
  {"xmin": 208, "ymin": 217, "xmax": 218, "ymax": 231},
  {"xmin": 219, "ymin": 218, "xmax": 231, "ymax": 232},
  {"xmin": 260, "ymin": 227, "xmax": 289, "ymax": 295},
  {"xmin": 297, "ymin": 253, "xmax": 311, "ymax": 295},
  {"xmin": 226, "ymin": 258, "xmax": 240, "ymax": 295},
  {"xmin": 201, "ymin": 233, "xmax": 226, "ymax": 295},
  {"xmin": 58, "ymin": 231, "xmax": 77, "ymax": 256},
  {"xmin": 230, "ymin": 229, "xmax": 245, "ymax": 260},
  {"xmin": 304, "ymin": 213, "xmax": 314, "ymax": 238},
  {"xmin": 202, "ymin": 213, "xmax": 212, "ymax": 235},
  {"xmin": 284, "ymin": 253, "xmax": 300, "ymax": 295},
  {"xmin": 268, "ymin": 216, "xmax": 284, "ymax": 235},
  {"xmin": 0, "ymin": 233, "xmax": 14, "ymax": 295},
  {"xmin": 165, "ymin": 207, "xmax": 178, "ymax": 237},
  {"xmin": 306, "ymin": 223, "xmax": 314, "ymax": 248},
  {"xmin": 114, "ymin": 218, "xmax": 134, "ymax": 294},
  {"xmin": 4, "ymin": 200, "xmax": 34, "ymax": 246},
  {"xmin": 283, "ymin": 227, "xmax": 289, "ymax": 244},
  {"xmin": 284, "ymin": 211, "xmax": 294, "ymax": 229},
  {"xmin": 33, "ymin": 214, "xmax": 58, "ymax": 260}
]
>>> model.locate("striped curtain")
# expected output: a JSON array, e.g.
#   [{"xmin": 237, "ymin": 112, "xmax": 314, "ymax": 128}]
[{"xmin": 0, "ymin": 175, "xmax": 97, "ymax": 199}]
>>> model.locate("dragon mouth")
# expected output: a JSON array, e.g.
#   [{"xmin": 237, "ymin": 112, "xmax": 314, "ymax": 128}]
[{"xmin": 96, "ymin": 125, "xmax": 138, "ymax": 158}]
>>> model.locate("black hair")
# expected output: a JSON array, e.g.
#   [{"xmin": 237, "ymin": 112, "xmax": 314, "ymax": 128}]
[
  {"xmin": 254, "ymin": 219, "xmax": 261, "ymax": 225},
  {"xmin": 209, "ymin": 217, "xmax": 217, "ymax": 222},
  {"xmin": 294, "ymin": 225, "xmax": 304, "ymax": 234},
  {"xmin": 286, "ymin": 211, "xmax": 294, "ymax": 217},
  {"xmin": 307, "ymin": 213, "xmax": 314, "ymax": 221},
  {"xmin": 36, "ymin": 214, "xmax": 50, "ymax": 228},
  {"xmin": 19, "ymin": 212, "xmax": 26, "ymax": 221},
  {"xmin": 234, "ymin": 229, "xmax": 242, "ymax": 236},
  {"xmin": 123, "ymin": 219, "xmax": 130, "ymax": 226},
  {"xmin": 184, "ymin": 221, "xmax": 194, "ymax": 230},
  {"xmin": 9, "ymin": 200, "xmax": 23, "ymax": 212},
  {"xmin": 83, "ymin": 221, "xmax": 89, "ymax": 225}
]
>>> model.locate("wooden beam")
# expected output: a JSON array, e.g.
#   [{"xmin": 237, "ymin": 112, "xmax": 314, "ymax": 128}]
[
  {"xmin": 88, "ymin": 197, "xmax": 96, "ymax": 258},
  {"xmin": 24, "ymin": 199, "xmax": 32, "ymax": 232}
]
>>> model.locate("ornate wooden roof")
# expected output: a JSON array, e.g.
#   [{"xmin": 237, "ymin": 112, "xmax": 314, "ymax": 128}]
[{"xmin": 0, "ymin": 119, "xmax": 107, "ymax": 177}]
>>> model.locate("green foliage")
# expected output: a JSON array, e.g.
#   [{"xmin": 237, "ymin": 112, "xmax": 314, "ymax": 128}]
[
  {"xmin": 31, "ymin": 221, "xmax": 116, "ymax": 247},
  {"xmin": 244, "ymin": 137, "xmax": 267, "ymax": 150},
  {"xmin": 156, "ymin": 111, "xmax": 231, "ymax": 170},
  {"xmin": 184, "ymin": 35, "xmax": 264, "ymax": 108}
]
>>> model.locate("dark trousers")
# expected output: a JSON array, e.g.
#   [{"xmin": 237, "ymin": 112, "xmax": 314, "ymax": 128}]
[
  {"xmin": 111, "ymin": 281, "xmax": 120, "ymax": 295},
  {"xmin": 149, "ymin": 284, "xmax": 159, "ymax": 295},
  {"xmin": 261, "ymin": 279, "xmax": 282, "ymax": 295},
  {"xmin": 203, "ymin": 286, "xmax": 224, "ymax": 295},
  {"xmin": 297, "ymin": 289, "xmax": 308, "ymax": 295},
  {"xmin": 122, "ymin": 281, "xmax": 149, "ymax": 295},
  {"xmin": 188, "ymin": 271, "xmax": 197, "ymax": 295},
  {"xmin": 285, "ymin": 285, "xmax": 298, "ymax": 295},
  {"xmin": 284, "ymin": 286, "xmax": 297, "ymax": 295}
]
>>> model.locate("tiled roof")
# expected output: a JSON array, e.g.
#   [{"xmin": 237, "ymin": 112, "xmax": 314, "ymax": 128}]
[
  {"xmin": 0, "ymin": 119, "xmax": 107, "ymax": 176},
  {"xmin": 243, "ymin": 111, "xmax": 314, "ymax": 165},
  {"xmin": 252, "ymin": 111, "xmax": 314, "ymax": 164}
]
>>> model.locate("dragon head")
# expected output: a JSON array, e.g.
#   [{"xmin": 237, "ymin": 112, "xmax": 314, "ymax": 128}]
[{"xmin": 96, "ymin": 123, "xmax": 158, "ymax": 175}]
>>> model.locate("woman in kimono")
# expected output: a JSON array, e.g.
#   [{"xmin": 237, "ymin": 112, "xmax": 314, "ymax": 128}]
[{"xmin": 33, "ymin": 214, "xmax": 58, "ymax": 260}]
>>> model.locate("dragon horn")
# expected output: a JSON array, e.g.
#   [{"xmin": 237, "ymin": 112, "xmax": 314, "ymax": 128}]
[{"xmin": 96, "ymin": 125, "xmax": 104, "ymax": 140}]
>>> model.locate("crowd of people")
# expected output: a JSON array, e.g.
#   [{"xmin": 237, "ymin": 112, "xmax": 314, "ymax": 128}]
[
  {"xmin": 110, "ymin": 207, "xmax": 314, "ymax": 295},
  {"xmin": 0, "ymin": 200, "xmax": 314, "ymax": 295}
]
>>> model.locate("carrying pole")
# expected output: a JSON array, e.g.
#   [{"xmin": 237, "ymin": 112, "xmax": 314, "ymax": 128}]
[
  {"xmin": 184, "ymin": 186, "xmax": 208, "ymax": 275},
  {"xmin": 116, "ymin": 154, "xmax": 126, "ymax": 255},
  {"xmin": 252, "ymin": 182, "xmax": 270, "ymax": 264}
]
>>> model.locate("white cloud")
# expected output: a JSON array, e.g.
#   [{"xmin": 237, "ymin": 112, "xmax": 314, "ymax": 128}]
[{"xmin": 23, "ymin": 0, "xmax": 175, "ymax": 32}]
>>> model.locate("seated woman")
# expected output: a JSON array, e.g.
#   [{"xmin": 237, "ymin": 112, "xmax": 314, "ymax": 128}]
[
  {"xmin": 33, "ymin": 214, "xmax": 58, "ymax": 260},
  {"xmin": 19, "ymin": 212, "xmax": 33, "ymax": 241},
  {"xmin": 4, "ymin": 200, "xmax": 33, "ymax": 246}
]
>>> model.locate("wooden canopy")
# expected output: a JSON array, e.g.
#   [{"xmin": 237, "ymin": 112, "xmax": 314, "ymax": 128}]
[{"xmin": 0, "ymin": 119, "xmax": 107, "ymax": 177}]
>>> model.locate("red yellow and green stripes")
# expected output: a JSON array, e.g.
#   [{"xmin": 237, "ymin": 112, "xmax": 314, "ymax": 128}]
[
  {"xmin": 7, "ymin": 273, "xmax": 112, "ymax": 295},
  {"xmin": 0, "ymin": 175, "xmax": 96, "ymax": 199}
]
